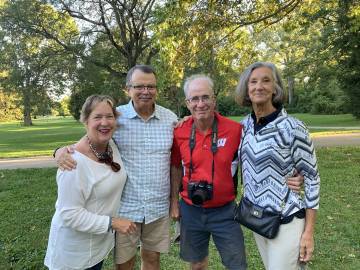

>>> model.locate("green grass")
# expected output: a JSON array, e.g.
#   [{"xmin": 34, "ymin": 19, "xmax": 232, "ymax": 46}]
[
  {"xmin": 1, "ymin": 114, "xmax": 360, "ymax": 158},
  {"xmin": 290, "ymin": 114, "xmax": 360, "ymax": 127},
  {"xmin": 230, "ymin": 113, "xmax": 360, "ymax": 132},
  {"xmin": 0, "ymin": 116, "xmax": 84, "ymax": 158},
  {"xmin": 0, "ymin": 147, "xmax": 359, "ymax": 269}
]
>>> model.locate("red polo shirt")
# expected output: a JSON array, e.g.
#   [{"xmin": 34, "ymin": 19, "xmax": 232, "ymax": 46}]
[{"xmin": 171, "ymin": 112, "xmax": 242, "ymax": 208}]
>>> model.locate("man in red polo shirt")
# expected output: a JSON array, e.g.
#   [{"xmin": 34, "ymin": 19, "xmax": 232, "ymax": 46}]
[{"xmin": 170, "ymin": 74, "xmax": 247, "ymax": 270}]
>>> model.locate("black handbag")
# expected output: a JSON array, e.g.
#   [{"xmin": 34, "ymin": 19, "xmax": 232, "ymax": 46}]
[{"xmin": 234, "ymin": 192, "xmax": 289, "ymax": 239}]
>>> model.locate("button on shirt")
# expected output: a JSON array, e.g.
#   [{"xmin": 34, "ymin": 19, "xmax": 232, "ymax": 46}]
[{"xmin": 113, "ymin": 101, "xmax": 178, "ymax": 224}]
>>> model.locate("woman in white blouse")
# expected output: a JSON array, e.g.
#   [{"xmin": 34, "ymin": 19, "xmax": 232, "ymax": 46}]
[{"xmin": 45, "ymin": 95, "xmax": 136, "ymax": 270}]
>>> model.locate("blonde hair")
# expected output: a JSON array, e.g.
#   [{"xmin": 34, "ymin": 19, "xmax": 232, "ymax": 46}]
[{"xmin": 80, "ymin": 95, "xmax": 119, "ymax": 123}]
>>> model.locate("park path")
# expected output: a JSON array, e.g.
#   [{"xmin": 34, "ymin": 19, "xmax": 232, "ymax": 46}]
[
  {"xmin": 1, "ymin": 132, "xmax": 360, "ymax": 170},
  {"xmin": 312, "ymin": 132, "xmax": 360, "ymax": 147},
  {"xmin": 0, "ymin": 156, "xmax": 56, "ymax": 170}
]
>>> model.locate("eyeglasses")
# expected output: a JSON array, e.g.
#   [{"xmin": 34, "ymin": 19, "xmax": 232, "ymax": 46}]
[
  {"xmin": 186, "ymin": 95, "xmax": 214, "ymax": 105},
  {"xmin": 99, "ymin": 153, "xmax": 121, "ymax": 172},
  {"xmin": 129, "ymin": 84, "xmax": 157, "ymax": 91}
]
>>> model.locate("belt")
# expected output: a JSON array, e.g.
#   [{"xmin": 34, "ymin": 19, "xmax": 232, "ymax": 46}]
[{"xmin": 281, "ymin": 208, "xmax": 306, "ymax": 224}]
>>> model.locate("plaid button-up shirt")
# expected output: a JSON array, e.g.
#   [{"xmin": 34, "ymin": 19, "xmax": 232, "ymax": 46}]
[{"xmin": 113, "ymin": 101, "xmax": 178, "ymax": 224}]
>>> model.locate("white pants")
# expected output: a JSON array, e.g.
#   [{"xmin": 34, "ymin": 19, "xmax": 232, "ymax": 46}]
[{"xmin": 254, "ymin": 217, "xmax": 306, "ymax": 270}]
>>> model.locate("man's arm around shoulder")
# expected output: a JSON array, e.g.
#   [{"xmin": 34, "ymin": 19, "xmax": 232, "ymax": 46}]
[{"xmin": 54, "ymin": 146, "xmax": 77, "ymax": 171}]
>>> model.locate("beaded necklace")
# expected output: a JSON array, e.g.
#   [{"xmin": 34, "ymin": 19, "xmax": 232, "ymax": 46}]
[{"xmin": 86, "ymin": 135, "xmax": 120, "ymax": 172}]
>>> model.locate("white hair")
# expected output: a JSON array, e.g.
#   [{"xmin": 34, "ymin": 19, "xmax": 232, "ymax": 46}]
[{"xmin": 183, "ymin": 74, "xmax": 214, "ymax": 98}]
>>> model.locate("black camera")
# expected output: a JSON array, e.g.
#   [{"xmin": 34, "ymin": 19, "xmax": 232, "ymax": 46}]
[{"xmin": 187, "ymin": 180, "xmax": 213, "ymax": 205}]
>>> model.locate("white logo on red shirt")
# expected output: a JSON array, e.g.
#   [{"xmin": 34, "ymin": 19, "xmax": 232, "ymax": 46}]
[{"xmin": 217, "ymin": 138, "xmax": 227, "ymax": 147}]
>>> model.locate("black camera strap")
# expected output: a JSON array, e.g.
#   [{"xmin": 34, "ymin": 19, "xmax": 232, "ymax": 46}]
[{"xmin": 188, "ymin": 117, "xmax": 218, "ymax": 184}]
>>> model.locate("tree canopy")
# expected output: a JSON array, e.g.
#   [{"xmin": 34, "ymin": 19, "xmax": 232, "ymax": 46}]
[
  {"xmin": 1, "ymin": 0, "xmax": 359, "ymax": 122},
  {"xmin": 0, "ymin": 0, "xmax": 78, "ymax": 125}
]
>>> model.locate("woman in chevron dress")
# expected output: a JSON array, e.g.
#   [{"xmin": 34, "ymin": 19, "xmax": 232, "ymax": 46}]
[{"xmin": 235, "ymin": 62, "xmax": 320, "ymax": 270}]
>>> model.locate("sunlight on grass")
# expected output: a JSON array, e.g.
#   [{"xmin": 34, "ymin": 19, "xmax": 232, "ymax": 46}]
[
  {"xmin": 230, "ymin": 114, "xmax": 360, "ymax": 133},
  {"xmin": 230, "ymin": 113, "xmax": 360, "ymax": 128},
  {"xmin": 7, "ymin": 126, "xmax": 84, "ymax": 132},
  {"xmin": 2, "ymin": 151, "xmax": 54, "ymax": 158},
  {"xmin": 0, "ymin": 117, "xmax": 84, "ymax": 158},
  {"xmin": 1, "ymin": 114, "xmax": 360, "ymax": 158},
  {"xmin": 311, "ymin": 130, "xmax": 360, "ymax": 137}
]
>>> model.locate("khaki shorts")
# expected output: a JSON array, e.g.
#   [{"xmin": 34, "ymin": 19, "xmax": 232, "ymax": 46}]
[{"xmin": 114, "ymin": 216, "xmax": 170, "ymax": 264}]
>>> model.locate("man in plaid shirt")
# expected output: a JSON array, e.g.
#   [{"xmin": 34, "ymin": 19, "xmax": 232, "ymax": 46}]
[
  {"xmin": 55, "ymin": 65, "xmax": 177, "ymax": 270},
  {"xmin": 113, "ymin": 65, "xmax": 177, "ymax": 270}
]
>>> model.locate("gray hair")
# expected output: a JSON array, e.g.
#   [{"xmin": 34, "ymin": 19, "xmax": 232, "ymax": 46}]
[
  {"xmin": 80, "ymin": 95, "xmax": 120, "ymax": 123},
  {"xmin": 126, "ymin": 65, "xmax": 156, "ymax": 87},
  {"xmin": 235, "ymin": 62, "xmax": 285, "ymax": 107},
  {"xmin": 183, "ymin": 74, "xmax": 214, "ymax": 98}
]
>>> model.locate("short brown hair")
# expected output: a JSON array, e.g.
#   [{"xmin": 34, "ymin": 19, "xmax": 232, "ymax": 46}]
[{"xmin": 80, "ymin": 95, "xmax": 119, "ymax": 123}]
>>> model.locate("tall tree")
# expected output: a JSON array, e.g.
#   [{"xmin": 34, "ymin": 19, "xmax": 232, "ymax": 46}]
[
  {"xmin": 334, "ymin": 0, "xmax": 360, "ymax": 118},
  {"xmin": 0, "ymin": 1, "xmax": 77, "ymax": 125},
  {"xmin": 68, "ymin": 33, "xmax": 129, "ymax": 120},
  {"xmin": 296, "ymin": 0, "xmax": 359, "ymax": 116},
  {"xmin": 5, "ymin": 0, "xmax": 303, "ymax": 78},
  {"xmin": 153, "ymin": 1, "xmax": 301, "ymax": 114},
  {"xmin": 250, "ymin": 0, "xmax": 358, "ymax": 116},
  {"xmin": 37, "ymin": 0, "xmax": 159, "ymax": 76},
  {"xmin": 2, "ymin": 0, "xmax": 306, "ymax": 120}
]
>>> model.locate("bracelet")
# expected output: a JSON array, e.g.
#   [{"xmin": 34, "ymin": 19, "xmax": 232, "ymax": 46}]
[
  {"xmin": 107, "ymin": 216, "xmax": 113, "ymax": 233},
  {"xmin": 53, "ymin": 147, "xmax": 61, "ymax": 158}
]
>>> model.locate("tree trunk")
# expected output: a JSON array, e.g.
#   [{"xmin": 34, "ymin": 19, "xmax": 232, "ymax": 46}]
[
  {"xmin": 287, "ymin": 76, "xmax": 295, "ymax": 106},
  {"xmin": 23, "ymin": 89, "xmax": 33, "ymax": 126}
]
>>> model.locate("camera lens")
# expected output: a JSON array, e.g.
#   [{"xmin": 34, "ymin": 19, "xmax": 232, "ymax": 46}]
[{"xmin": 192, "ymin": 190, "xmax": 207, "ymax": 205}]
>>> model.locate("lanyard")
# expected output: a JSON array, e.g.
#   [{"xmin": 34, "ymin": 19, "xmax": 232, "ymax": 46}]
[{"xmin": 188, "ymin": 118, "xmax": 218, "ymax": 184}]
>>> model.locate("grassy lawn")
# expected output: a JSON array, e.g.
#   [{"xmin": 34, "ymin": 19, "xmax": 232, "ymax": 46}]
[
  {"xmin": 230, "ymin": 113, "xmax": 360, "ymax": 131},
  {"xmin": 290, "ymin": 113, "xmax": 360, "ymax": 127},
  {"xmin": 0, "ymin": 146, "xmax": 359, "ymax": 269},
  {"xmin": 1, "ymin": 114, "xmax": 360, "ymax": 159},
  {"xmin": 0, "ymin": 117, "xmax": 85, "ymax": 158}
]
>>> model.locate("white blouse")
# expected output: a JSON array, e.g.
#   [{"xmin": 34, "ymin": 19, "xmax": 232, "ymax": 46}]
[{"xmin": 44, "ymin": 140, "xmax": 127, "ymax": 270}]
